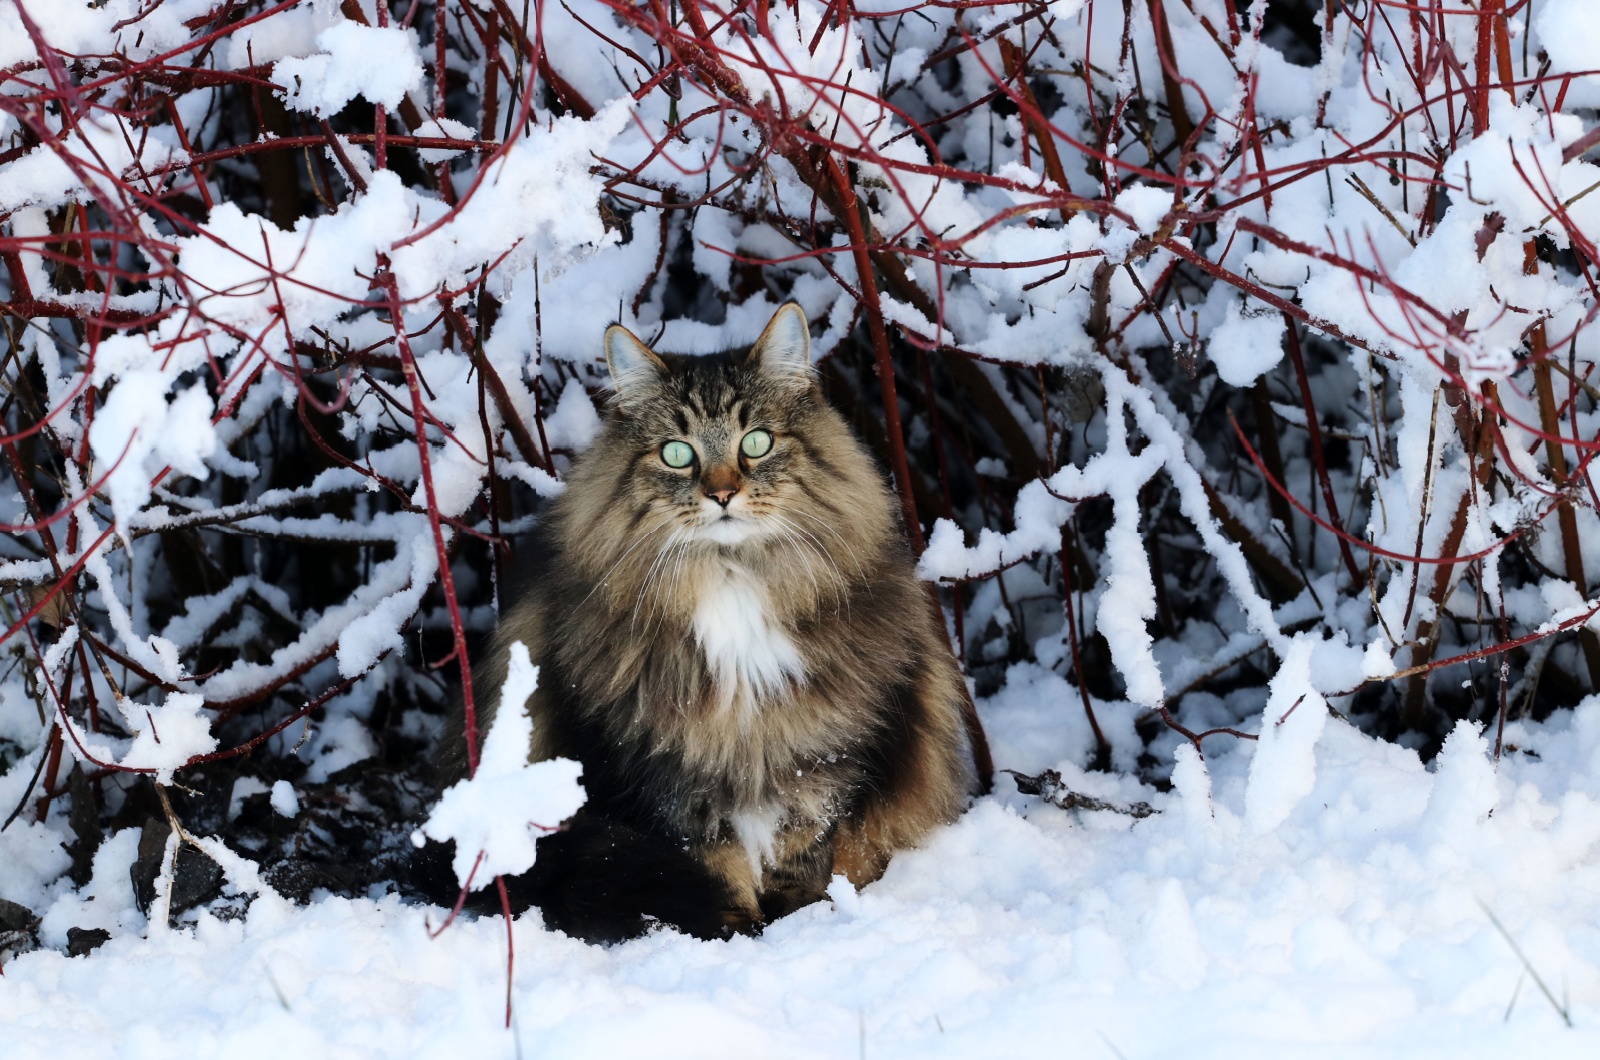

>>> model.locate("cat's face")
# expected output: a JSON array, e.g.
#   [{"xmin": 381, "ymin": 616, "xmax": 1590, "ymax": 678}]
[{"xmin": 601, "ymin": 303, "xmax": 831, "ymax": 549}]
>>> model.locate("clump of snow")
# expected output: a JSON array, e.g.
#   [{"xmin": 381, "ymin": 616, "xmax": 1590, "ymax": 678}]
[
  {"xmin": 222, "ymin": 5, "xmax": 333, "ymax": 70},
  {"xmin": 825, "ymin": 873, "xmax": 862, "ymax": 916},
  {"xmin": 543, "ymin": 380, "xmax": 603, "ymax": 452},
  {"xmin": 1363, "ymin": 639, "xmax": 1398, "ymax": 679},
  {"xmin": 88, "ymin": 377, "xmax": 217, "ymax": 536},
  {"xmin": 117, "ymin": 692, "xmax": 217, "ymax": 784},
  {"xmin": 60, "ymin": 691, "xmax": 217, "ymax": 786},
  {"xmin": 1422, "ymin": 720, "xmax": 1499, "ymax": 848},
  {"xmin": 1169, "ymin": 742, "xmax": 1214, "ymax": 831},
  {"xmin": 1244, "ymin": 636, "xmax": 1328, "ymax": 836},
  {"xmin": 1535, "ymin": 0, "xmax": 1600, "ymax": 107},
  {"xmin": 918, "ymin": 479, "xmax": 1071, "ymax": 583},
  {"xmin": 37, "ymin": 829, "xmax": 144, "ymax": 948},
  {"xmin": 300, "ymin": 713, "xmax": 379, "ymax": 783},
  {"xmin": 272, "ymin": 22, "xmax": 424, "ymax": 117},
  {"xmin": 1139, "ymin": 877, "xmax": 1207, "ymax": 989},
  {"xmin": 414, "ymin": 117, "xmax": 477, "ymax": 163},
  {"xmin": 270, "ymin": 780, "xmax": 300, "ymax": 818},
  {"xmin": 0, "ymin": 115, "xmax": 185, "ymax": 215},
  {"xmin": 228, "ymin": 777, "xmax": 269, "ymax": 821},
  {"xmin": 1207, "ymin": 297, "xmax": 1286, "ymax": 387},
  {"xmin": 421, "ymin": 643, "xmax": 586, "ymax": 887},
  {"xmin": 335, "ymin": 529, "xmax": 436, "ymax": 679},
  {"xmin": 1115, "ymin": 184, "xmax": 1173, "ymax": 235}
]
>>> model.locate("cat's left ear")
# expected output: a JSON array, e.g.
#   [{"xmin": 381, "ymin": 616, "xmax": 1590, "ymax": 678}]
[{"xmin": 747, "ymin": 302, "xmax": 814, "ymax": 389}]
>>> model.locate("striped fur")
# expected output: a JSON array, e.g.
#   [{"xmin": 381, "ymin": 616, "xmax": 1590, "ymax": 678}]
[{"xmin": 441, "ymin": 303, "xmax": 975, "ymax": 936}]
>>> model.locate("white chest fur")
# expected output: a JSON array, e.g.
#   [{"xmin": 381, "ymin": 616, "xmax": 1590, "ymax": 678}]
[{"xmin": 691, "ymin": 563, "xmax": 804, "ymax": 710}]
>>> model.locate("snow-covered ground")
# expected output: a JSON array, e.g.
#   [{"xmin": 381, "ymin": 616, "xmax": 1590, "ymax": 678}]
[{"xmin": 7, "ymin": 674, "xmax": 1600, "ymax": 1058}]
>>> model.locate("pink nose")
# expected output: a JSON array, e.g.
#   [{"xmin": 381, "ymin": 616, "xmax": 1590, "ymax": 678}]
[{"xmin": 707, "ymin": 487, "xmax": 737, "ymax": 507}]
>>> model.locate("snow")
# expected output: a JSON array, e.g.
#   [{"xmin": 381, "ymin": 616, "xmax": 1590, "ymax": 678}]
[
  {"xmin": 271, "ymin": 22, "xmax": 425, "ymax": 117},
  {"xmin": 1208, "ymin": 296, "xmax": 1287, "ymax": 388},
  {"xmin": 0, "ymin": 0, "xmax": 215, "ymax": 70},
  {"xmin": 922, "ymin": 363, "xmax": 1288, "ymax": 707},
  {"xmin": 0, "ymin": 115, "xmax": 185, "ymax": 216},
  {"xmin": 1535, "ymin": 0, "xmax": 1600, "ymax": 108},
  {"xmin": 414, "ymin": 118, "xmax": 477, "ymax": 163},
  {"xmin": 10, "ymin": 689, "xmax": 1600, "ymax": 1054},
  {"xmin": 542, "ymin": 381, "xmax": 603, "ymax": 452},
  {"xmin": 1243, "ymin": 637, "xmax": 1328, "ymax": 836},
  {"xmin": 222, "ymin": 6, "xmax": 331, "ymax": 71},
  {"xmin": 88, "ymin": 376, "xmax": 217, "ymax": 537},
  {"xmin": 420, "ymin": 643, "xmax": 587, "ymax": 888},
  {"xmin": 919, "ymin": 479, "xmax": 1072, "ymax": 584},
  {"xmin": 113, "ymin": 692, "xmax": 218, "ymax": 785},
  {"xmin": 1116, "ymin": 184, "xmax": 1173, "ymax": 236},
  {"xmin": 229, "ymin": 777, "xmax": 270, "ymax": 821},
  {"xmin": 270, "ymin": 781, "xmax": 300, "ymax": 819},
  {"xmin": 53, "ymin": 687, "xmax": 218, "ymax": 786},
  {"xmin": 334, "ymin": 527, "xmax": 438, "ymax": 679},
  {"xmin": 37, "ymin": 829, "xmax": 144, "ymax": 949}
]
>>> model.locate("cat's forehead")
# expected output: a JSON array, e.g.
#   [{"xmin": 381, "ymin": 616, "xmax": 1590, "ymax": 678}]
[
  {"xmin": 674, "ymin": 357, "xmax": 741, "ymax": 415},
  {"xmin": 631, "ymin": 353, "xmax": 793, "ymax": 429}
]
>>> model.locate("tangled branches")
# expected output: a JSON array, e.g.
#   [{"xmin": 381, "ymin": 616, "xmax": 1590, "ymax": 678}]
[{"xmin": 2, "ymin": 0, "xmax": 1599, "ymax": 859}]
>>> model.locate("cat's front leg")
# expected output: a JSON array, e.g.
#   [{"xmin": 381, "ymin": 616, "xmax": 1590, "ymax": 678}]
[
  {"xmin": 693, "ymin": 819, "xmax": 834, "ymax": 928},
  {"xmin": 696, "ymin": 838, "xmax": 765, "ymax": 929},
  {"xmin": 756, "ymin": 821, "xmax": 836, "ymax": 921}
]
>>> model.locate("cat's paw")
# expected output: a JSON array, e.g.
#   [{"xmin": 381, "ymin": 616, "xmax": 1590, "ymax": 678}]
[{"xmin": 720, "ymin": 906, "xmax": 764, "ymax": 938}]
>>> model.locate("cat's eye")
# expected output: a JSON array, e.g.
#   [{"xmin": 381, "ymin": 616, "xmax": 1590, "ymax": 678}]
[
  {"xmin": 740, "ymin": 429, "xmax": 774, "ymax": 459},
  {"xmin": 660, "ymin": 440, "xmax": 695, "ymax": 468}
]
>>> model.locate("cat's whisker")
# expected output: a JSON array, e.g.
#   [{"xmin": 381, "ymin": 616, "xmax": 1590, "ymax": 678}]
[
  {"xmin": 659, "ymin": 534, "xmax": 697, "ymax": 634},
  {"xmin": 762, "ymin": 518, "xmax": 825, "ymax": 603},
  {"xmin": 762, "ymin": 510, "xmax": 850, "ymax": 603},
  {"xmin": 645, "ymin": 535, "xmax": 693, "ymax": 639},
  {"xmin": 578, "ymin": 512, "xmax": 676, "ymax": 613},
  {"xmin": 652, "ymin": 531, "xmax": 698, "ymax": 640},
  {"xmin": 786, "ymin": 506, "xmax": 867, "ymax": 581},
  {"xmin": 632, "ymin": 525, "xmax": 687, "ymax": 636},
  {"xmin": 763, "ymin": 512, "xmax": 846, "ymax": 611}
]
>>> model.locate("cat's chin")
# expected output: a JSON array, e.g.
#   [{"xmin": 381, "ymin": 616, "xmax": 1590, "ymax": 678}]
[{"xmin": 699, "ymin": 517, "xmax": 759, "ymax": 546}]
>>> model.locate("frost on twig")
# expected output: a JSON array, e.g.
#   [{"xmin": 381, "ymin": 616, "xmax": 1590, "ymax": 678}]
[{"xmin": 1006, "ymin": 769, "xmax": 1156, "ymax": 820}]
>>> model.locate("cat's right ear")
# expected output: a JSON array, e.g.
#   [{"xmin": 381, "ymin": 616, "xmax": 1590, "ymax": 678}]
[{"xmin": 604, "ymin": 324, "xmax": 667, "ymax": 400}]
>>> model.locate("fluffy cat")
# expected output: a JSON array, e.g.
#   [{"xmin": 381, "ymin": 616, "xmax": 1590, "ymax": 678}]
[{"xmin": 440, "ymin": 302, "xmax": 976, "ymax": 940}]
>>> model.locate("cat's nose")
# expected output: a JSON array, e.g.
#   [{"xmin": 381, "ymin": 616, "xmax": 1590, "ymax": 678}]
[{"xmin": 702, "ymin": 466, "xmax": 740, "ymax": 507}]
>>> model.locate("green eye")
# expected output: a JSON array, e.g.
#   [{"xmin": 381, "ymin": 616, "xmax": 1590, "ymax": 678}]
[
  {"xmin": 660, "ymin": 440, "xmax": 695, "ymax": 468},
  {"xmin": 741, "ymin": 429, "xmax": 773, "ymax": 459}
]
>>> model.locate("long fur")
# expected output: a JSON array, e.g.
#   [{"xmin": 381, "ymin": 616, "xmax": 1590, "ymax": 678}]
[{"xmin": 439, "ymin": 303, "xmax": 975, "ymax": 940}]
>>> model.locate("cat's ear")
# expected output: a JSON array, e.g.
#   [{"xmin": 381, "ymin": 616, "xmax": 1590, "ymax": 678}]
[
  {"xmin": 604, "ymin": 324, "xmax": 667, "ymax": 398},
  {"xmin": 747, "ymin": 302, "xmax": 813, "ymax": 389}
]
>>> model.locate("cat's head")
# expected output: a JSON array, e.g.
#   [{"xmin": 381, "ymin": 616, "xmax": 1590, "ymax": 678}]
[{"xmin": 595, "ymin": 302, "xmax": 869, "ymax": 549}]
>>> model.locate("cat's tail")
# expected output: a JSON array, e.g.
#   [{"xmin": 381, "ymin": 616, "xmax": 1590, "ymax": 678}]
[{"xmin": 411, "ymin": 811, "xmax": 752, "ymax": 944}]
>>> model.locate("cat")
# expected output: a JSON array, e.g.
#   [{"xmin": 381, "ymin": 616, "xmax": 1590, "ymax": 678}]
[{"xmin": 438, "ymin": 302, "xmax": 977, "ymax": 941}]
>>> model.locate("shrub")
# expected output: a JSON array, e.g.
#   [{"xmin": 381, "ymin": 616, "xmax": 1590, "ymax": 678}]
[{"xmin": 1, "ymin": 0, "xmax": 1597, "ymax": 905}]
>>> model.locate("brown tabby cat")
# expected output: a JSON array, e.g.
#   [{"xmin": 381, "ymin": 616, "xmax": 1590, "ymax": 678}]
[{"xmin": 442, "ymin": 302, "xmax": 975, "ymax": 940}]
